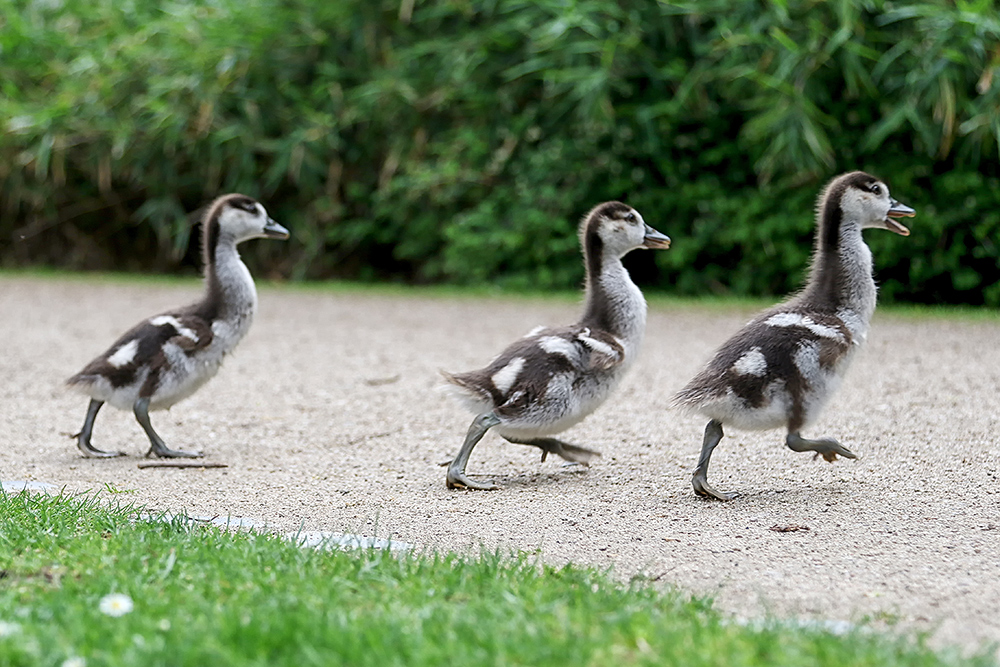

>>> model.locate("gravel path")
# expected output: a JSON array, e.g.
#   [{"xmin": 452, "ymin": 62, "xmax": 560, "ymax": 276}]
[{"xmin": 2, "ymin": 275, "xmax": 998, "ymax": 653}]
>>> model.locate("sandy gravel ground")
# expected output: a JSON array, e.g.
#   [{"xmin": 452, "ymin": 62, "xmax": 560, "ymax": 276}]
[{"xmin": 2, "ymin": 275, "xmax": 998, "ymax": 653}]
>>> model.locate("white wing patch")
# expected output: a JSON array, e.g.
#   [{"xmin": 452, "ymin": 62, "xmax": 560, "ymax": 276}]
[
  {"xmin": 732, "ymin": 347, "xmax": 767, "ymax": 376},
  {"xmin": 107, "ymin": 339, "xmax": 139, "ymax": 368},
  {"xmin": 765, "ymin": 312, "xmax": 803, "ymax": 328},
  {"xmin": 491, "ymin": 357, "xmax": 525, "ymax": 394},
  {"xmin": 150, "ymin": 315, "xmax": 199, "ymax": 342},
  {"xmin": 577, "ymin": 329, "xmax": 622, "ymax": 359},
  {"xmin": 765, "ymin": 313, "xmax": 844, "ymax": 341},
  {"xmin": 539, "ymin": 335, "xmax": 577, "ymax": 360},
  {"xmin": 793, "ymin": 340, "xmax": 821, "ymax": 379}
]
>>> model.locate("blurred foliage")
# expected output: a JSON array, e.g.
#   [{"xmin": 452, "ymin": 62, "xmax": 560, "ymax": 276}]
[{"xmin": 1, "ymin": 0, "xmax": 999, "ymax": 304}]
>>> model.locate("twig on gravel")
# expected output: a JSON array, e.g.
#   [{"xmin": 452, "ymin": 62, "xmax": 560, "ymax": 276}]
[
  {"xmin": 344, "ymin": 427, "xmax": 403, "ymax": 446},
  {"xmin": 137, "ymin": 462, "xmax": 229, "ymax": 470},
  {"xmin": 363, "ymin": 374, "xmax": 401, "ymax": 386},
  {"xmin": 769, "ymin": 524, "xmax": 810, "ymax": 533}
]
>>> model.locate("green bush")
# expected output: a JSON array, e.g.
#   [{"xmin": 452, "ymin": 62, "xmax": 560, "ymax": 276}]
[{"xmin": 1, "ymin": 0, "xmax": 998, "ymax": 303}]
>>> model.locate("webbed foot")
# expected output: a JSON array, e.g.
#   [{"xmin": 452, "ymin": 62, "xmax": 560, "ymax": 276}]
[
  {"xmin": 503, "ymin": 436, "xmax": 601, "ymax": 465},
  {"xmin": 74, "ymin": 399, "xmax": 125, "ymax": 458},
  {"xmin": 692, "ymin": 472, "xmax": 738, "ymax": 501},
  {"xmin": 786, "ymin": 433, "xmax": 857, "ymax": 462},
  {"xmin": 134, "ymin": 397, "xmax": 203, "ymax": 459},
  {"xmin": 76, "ymin": 435, "xmax": 126, "ymax": 458},
  {"xmin": 691, "ymin": 419, "xmax": 736, "ymax": 500},
  {"xmin": 446, "ymin": 412, "xmax": 501, "ymax": 490},
  {"xmin": 445, "ymin": 468, "xmax": 500, "ymax": 491},
  {"xmin": 144, "ymin": 444, "xmax": 204, "ymax": 459},
  {"xmin": 78, "ymin": 440, "xmax": 127, "ymax": 458}
]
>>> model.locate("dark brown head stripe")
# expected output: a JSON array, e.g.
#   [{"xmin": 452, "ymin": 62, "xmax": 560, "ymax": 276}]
[
  {"xmin": 226, "ymin": 195, "xmax": 259, "ymax": 213},
  {"xmin": 201, "ymin": 194, "xmax": 261, "ymax": 265},
  {"xmin": 590, "ymin": 201, "xmax": 633, "ymax": 220}
]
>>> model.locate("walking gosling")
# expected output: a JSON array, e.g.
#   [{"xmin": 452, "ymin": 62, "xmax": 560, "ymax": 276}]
[
  {"xmin": 442, "ymin": 201, "xmax": 671, "ymax": 489},
  {"xmin": 673, "ymin": 172, "xmax": 914, "ymax": 500},
  {"xmin": 67, "ymin": 194, "xmax": 289, "ymax": 458}
]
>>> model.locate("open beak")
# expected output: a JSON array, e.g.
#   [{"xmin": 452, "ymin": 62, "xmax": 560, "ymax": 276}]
[
  {"xmin": 884, "ymin": 200, "xmax": 915, "ymax": 236},
  {"xmin": 642, "ymin": 225, "xmax": 671, "ymax": 250},
  {"xmin": 263, "ymin": 218, "xmax": 290, "ymax": 240}
]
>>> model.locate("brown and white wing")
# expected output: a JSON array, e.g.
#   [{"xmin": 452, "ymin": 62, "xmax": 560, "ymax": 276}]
[
  {"xmin": 151, "ymin": 313, "xmax": 214, "ymax": 353},
  {"xmin": 573, "ymin": 327, "xmax": 625, "ymax": 371}
]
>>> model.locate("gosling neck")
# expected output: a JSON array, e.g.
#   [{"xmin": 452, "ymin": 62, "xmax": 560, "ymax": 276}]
[
  {"xmin": 201, "ymin": 232, "xmax": 258, "ymax": 325},
  {"xmin": 798, "ymin": 210, "xmax": 877, "ymax": 325},
  {"xmin": 580, "ymin": 233, "xmax": 647, "ymax": 346}
]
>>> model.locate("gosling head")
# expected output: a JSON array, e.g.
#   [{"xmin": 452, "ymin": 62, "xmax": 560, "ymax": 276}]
[
  {"xmin": 211, "ymin": 194, "xmax": 289, "ymax": 243},
  {"xmin": 201, "ymin": 194, "xmax": 288, "ymax": 265},
  {"xmin": 821, "ymin": 172, "xmax": 916, "ymax": 244},
  {"xmin": 580, "ymin": 201, "xmax": 671, "ymax": 262}
]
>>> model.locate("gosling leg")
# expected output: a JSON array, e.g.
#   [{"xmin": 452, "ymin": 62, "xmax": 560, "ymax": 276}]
[
  {"xmin": 134, "ymin": 397, "xmax": 203, "ymax": 459},
  {"xmin": 692, "ymin": 419, "xmax": 737, "ymax": 501},
  {"xmin": 501, "ymin": 435, "xmax": 601, "ymax": 465},
  {"xmin": 74, "ymin": 399, "xmax": 125, "ymax": 458},
  {"xmin": 446, "ymin": 412, "xmax": 501, "ymax": 490},
  {"xmin": 785, "ymin": 432, "xmax": 857, "ymax": 462}
]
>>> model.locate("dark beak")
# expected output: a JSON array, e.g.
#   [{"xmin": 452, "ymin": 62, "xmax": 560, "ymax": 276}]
[
  {"xmin": 885, "ymin": 200, "xmax": 915, "ymax": 236},
  {"xmin": 263, "ymin": 218, "xmax": 290, "ymax": 240},
  {"xmin": 642, "ymin": 225, "xmax": 671, "ymax": 250}
]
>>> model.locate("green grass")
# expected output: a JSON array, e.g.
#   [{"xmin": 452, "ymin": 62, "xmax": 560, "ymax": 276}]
[{"xmin": 0, "ymin": 492, "xmax": 994, "ymax": 667}]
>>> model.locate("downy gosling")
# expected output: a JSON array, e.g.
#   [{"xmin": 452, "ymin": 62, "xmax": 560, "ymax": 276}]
[
  {"xmin": 673, "ymin": 171, "xmax": 915, "ymax": 500},
  {"xmin": 442, "ymin": 201, "xmax": 671, "ymax": 489},
  {"xmin": 67, "ymin": 194, "xmax": 289, "ymax": 458}
]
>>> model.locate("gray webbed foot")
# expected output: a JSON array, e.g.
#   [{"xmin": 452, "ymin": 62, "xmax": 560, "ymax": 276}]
[
  {"xmin": 74, "ymin": 399, "xmax": 125, "ymax": 458},
  {"xmin": 502, "ymin": 436, "xmax": 601, "ymax": 465},
  {"xmin": 691, "ymin": 419, "xmax": 737, "ymax": 500},
  {"xmin": 785, "ymin": 432, "xmax": 857, "ymax": 462},
  {"xmin": 446, "ymin": 412, "xmax": 501, "ymax": 490},
  {"xmin": 134, "ymin": 398, "xmax": 203, "ymax": 459},
  {"xmin": 144, "ymin": 444, "xmax": 204, "ymax": 459},
  {"xmin": 445, "ymin": 469, "xmax": 500, "ymax": 491},
  {"xmin": 76, "ymin": 436, "xmax": 126, "ymax": 458},
  {"xmin": 692, "ymin": 472, "xmax": 738, "ymax": 501},
  {"xmin": 78, "ymin": 440, "xmax": 127, "ymax": 458}
]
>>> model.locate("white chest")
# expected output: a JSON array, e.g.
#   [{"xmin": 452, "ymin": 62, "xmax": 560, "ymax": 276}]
[
  {"xmin": 211, "ymin": 248, "xmax": 259, "ymax": 353},
  {"xmin": 838, "ymin": 234, "xmax": 878, "ymax": 331}
]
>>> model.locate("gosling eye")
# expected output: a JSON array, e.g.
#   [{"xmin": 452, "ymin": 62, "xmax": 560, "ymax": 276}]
[
  {"xmin": 624, "ymin": 212, "xmax": 636, "ymax": 223},
  {"xmin": 870, "ymin": 183, "xmax": 882, "ymax": 195}
]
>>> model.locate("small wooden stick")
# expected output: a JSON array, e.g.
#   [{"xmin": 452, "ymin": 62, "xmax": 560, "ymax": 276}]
[{"xmin": 137, "ymin": 461, "xmax": 228, "ymax": 470}]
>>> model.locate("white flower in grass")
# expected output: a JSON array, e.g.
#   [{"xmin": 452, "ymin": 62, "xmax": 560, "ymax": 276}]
[
  {"xmin": 98, "ymin": 593, "xmax": 134, "ymax": 617},
  {"xmin": 0, "ymin": 620, "xmax": 21, "ymax": 638},
  {"xmin": 62, "ymin": 657, "xmax": 86, "ymax": 667}
]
